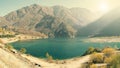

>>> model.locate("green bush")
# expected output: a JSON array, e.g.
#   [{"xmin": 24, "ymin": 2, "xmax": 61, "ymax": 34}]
[
  {"xmin": 0, "ymin": 35, "xmax": 15, "ymax": 38},
  {"xmin": 19, "ymin": 48, "xmax": 26, "ymax": 54},
  {"xmin": 83, "ymin": 47, "xmax": 101, "ymax": 55}
]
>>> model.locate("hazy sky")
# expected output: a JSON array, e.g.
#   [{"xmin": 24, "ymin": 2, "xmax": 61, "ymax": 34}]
[{"xmin": 0, "ymin": 0, "xmax": 120, "ymax": 16}]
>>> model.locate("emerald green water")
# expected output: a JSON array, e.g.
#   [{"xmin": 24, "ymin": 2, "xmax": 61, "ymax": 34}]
[{"xmin": 11, "ymin": 38, "xmax": 120, "ymax": 59}]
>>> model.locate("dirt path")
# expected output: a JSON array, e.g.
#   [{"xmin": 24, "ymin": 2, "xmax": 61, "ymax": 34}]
[{"xmin": 22, "ymin": 54, "xmax": 90, "ymax": 68}]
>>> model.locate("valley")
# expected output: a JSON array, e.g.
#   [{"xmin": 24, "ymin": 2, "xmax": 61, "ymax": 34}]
[{"xmin": 0, "ymin": 1, "xmax": 120, "ymax": 68}]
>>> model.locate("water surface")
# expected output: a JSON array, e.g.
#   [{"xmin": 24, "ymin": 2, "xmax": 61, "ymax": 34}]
[{"xmin": 11, "ymin": 38, "xmax": 120, "ymax": 59}]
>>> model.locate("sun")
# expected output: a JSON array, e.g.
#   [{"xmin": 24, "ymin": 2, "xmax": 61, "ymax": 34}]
[{"xmin": 99, "ymin": 2, "xmax": 109, "ymax": 13}]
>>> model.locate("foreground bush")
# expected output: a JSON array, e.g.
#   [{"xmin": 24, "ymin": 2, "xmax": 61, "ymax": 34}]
[
  {"xmin": 83, "ymin": 47, "xmax": 101, "ymax": 55},
  {"xmin": 90, "ymin": 64, "xmax": 97, "ymax": 68},
  {"xmin": 104, "ymin": 57, "xmax": 112, "ymax": 64},
  {"xmin": 111, "ymin": 55, "xmax": 120, "ymax": 68},
  {"xmin": 91, "ymin": 53, "xmax": 104, "ymax": 63},
  {"xmin": 5, "ymin": 44, "xmax": 14, "ymax": 50},
  {"xmin": 19, "ymin": 48, "xmax": 26, "ymax": 54},
  {"xmin": 46, "ymin": 52, "xmax": 53, "ymax": 62},
  {"xmin": 0, "ymin": 35, "xmax": 15, "ymax": 38},
  {"xmin": 102, "ymin": 47, "xmax": 115, "ymax": 57}
]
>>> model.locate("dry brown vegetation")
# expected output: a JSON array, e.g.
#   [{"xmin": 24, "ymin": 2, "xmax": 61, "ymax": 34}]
[
  {"xmin": 85, "ymin": 47, "xmax": 120, "ymax": 68},
  {"xmin": 102, "ymin": 47, "xmax": 115, "ymax": 57},
  {"xmin": 91, "ymin": 53, "xmax": 104, "ymax": 63}
]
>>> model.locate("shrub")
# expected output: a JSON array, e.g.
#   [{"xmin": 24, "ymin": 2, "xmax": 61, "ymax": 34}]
[
  {"xmin": 90, "ymin": 64, "xmax": 97, "ymax": 68},
  {"xmin": 102, "ymin": 47, "xmax": 115, "ymax": 57},
  {"xmin": 83, "ymin": 47, "xmax": 101, "ymax": 56},
  {"xmin": 19, "ymin": 48, "xmax": 26, "ymax": 54},
  {"xmin": 83, "ymin": 47, "xmax": 95, "ymax": 55},
  {"xmin": 5, "ymin": 44, "xmax": 13, "ymax": 50},
  {"xmin": 111, "ymin": 55, "xmax": 120, "ymax": 68},
  {"xmin": 87, "ymin": 47, "xmax": 95, "ymax": 54},
  {"xmin": 91, "ymin": 53, "xmax": 104, "ymax": 63},
  {"xmin": 46, "ymin": 52, "xmax": 53, "ymax": 62},
  {"xmin": 104, "ymin": 57, "xmax": 112, "ymax": 64}
]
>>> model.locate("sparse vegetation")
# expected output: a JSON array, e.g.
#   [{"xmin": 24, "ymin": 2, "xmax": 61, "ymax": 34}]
[
  {"xmin": 0, "ymin": 27, "xmax": 15, "ymax": 38},
  {"xmin": 19, "ymin": 48, "xmax": 26, "ymax": 54},
  {"xmin": 104, "ymin": 57, "xmax": 112, "ymax": 64},
  {"xmin": 0, "ymin": 35, "xmax": 15, "ymax": 38},
  {"xmin": 46, "ymin": 52, "xmax": 53, "ymax": 62},
  {"xmin": 111, "ymin": 55, "xmax": 120, "ymax": 68},
  {"xmin": 102, "ymin": 47, "xmax": 115, "ymax": 57},
  {"xmin": 83, "ymin": 47, "xmax": 101, "ymax": 55},
  {"xmin": 91, "ymin": 53, "xmax": 104, "ymax": 63},
  {"xmin": 84, "ymin": 47, "xmax": 120, "ymax": 68},
  {"xmin": 5, "ymin": 44, "xmax": 14, "ymax": 50},
  {"xmin": 90, "ymin": 64, "xmax": 97, "ymax": 68}
]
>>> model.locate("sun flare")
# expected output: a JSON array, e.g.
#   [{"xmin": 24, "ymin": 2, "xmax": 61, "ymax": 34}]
[{"xmin": 99, "ymin": 2, "xmax": 109, "ymax": 13}]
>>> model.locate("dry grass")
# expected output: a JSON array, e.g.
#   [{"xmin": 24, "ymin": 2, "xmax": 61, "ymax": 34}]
[
  {"xmin": 91, "ymin": 53, "xmax": 104, "ymax": 63},
  {"xmin": 102, "ymin": 47, "xmax": 115, "ymax": 57}
]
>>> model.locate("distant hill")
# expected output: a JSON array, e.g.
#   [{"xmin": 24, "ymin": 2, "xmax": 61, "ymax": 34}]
[
  {"xmin": 77, "ymin": 7, "xmax": 120, "ymax": 37},
  {"xmin": 3, "ymin": 4, "xmax": 96, "ymax": 38}
]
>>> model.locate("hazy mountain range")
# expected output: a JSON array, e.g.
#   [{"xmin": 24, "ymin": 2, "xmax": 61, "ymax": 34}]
[
  {"xmin": 1, "ymin": 4, "xmax": 120, "ymax": 38},
  {"xmin": 77, "ymin": 7, "xmax": 120, "ymax": 37}
]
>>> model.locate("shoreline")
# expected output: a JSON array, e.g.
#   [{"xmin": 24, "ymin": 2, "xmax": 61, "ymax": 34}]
[
  {"xmin": 22, "ymin": 54, "xmax": 90, "ymax": 68},
  {"xmin": 0, "ymin": 34, "xmax": 48, "ymax": 44},
  {"xmin": 1, "ymin": 36, "xmax": 119, "ymax": 68},
  {"xmin": 83, "ymin": 36, "xmax": 120, "ymax": 43},
  {"xmin": 0, "ymin": 35, "xmax": 91, "ymax": 68}
]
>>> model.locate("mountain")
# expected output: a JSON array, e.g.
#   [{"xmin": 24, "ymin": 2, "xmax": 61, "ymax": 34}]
[
  {"xmin": 70, "ymin": 8, "xmax": 96, "ymax": 26},
  {"xmin": 0, "ymin": 17, "xmax": 10, "ymax": 27},
  {"xmin": 77, "ymin": 7, "xmax": 120, "ymax": 37},
  {"xmin": 4, "ymin": 4, "xmax": 97, "ymax": 38}
]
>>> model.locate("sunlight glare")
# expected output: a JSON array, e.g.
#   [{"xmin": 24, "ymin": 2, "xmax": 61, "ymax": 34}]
[{"xmin": 99, "ymin": 2, "xmax": 109, "ymax": 13}]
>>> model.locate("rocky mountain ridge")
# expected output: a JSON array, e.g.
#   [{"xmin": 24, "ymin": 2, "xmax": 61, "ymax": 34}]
[{"xmin": 1, "ymin": 4, "xmax": 97, "ymax": 38}]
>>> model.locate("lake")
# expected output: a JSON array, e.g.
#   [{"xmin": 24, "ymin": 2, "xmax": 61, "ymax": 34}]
[{"xmin": 11, "ymin": 38, "xmax": 120, "ymax": 59}]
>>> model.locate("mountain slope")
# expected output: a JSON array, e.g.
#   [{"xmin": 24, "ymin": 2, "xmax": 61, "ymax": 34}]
[
  {"xmin": 0, "ymin": 44, "xmax": 36, "ymax": 68},
  {"xmin": 70, "ymin": 8, "xmax": 96, "ymax": 26},
  {"xmin": 0, "ymin": 17, "xmax": 10, "ymax": 27},
  {"xmin": 5, "ymin": 4, "xmax": 54, "ymax": 30},
  {"xmin": 77, "ymin": 7, "xmax": 120, "ymax": 37},
  {"xmin": 4, "ymin": 4, "xmax": 97, "ymax": 38}
]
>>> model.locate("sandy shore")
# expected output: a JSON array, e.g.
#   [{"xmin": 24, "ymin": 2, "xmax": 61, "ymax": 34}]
[
  {"xmin": 22, "ymin": 54, "xmax": 90, "ymax": 68},
  {"xmin": 0, "ymin": 34, "xmax": 48, "ymax": 44},
  {"xmin": 84, "ymin": 36, "xmax": 120, "ymax": 43}
]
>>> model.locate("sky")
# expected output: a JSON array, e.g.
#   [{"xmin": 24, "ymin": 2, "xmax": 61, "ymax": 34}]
[{"xmin": 0, "ymin": 0, "xmax": 120, "ymax": 16}]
